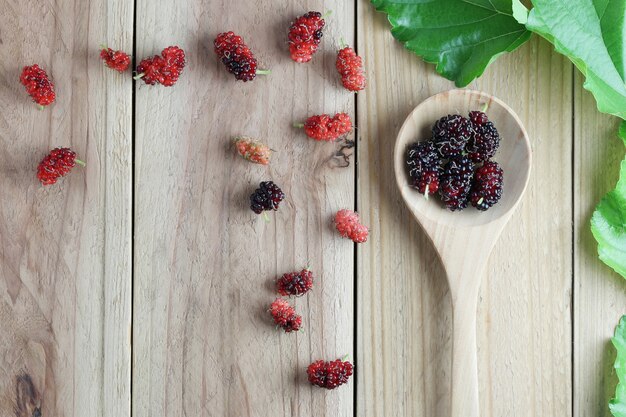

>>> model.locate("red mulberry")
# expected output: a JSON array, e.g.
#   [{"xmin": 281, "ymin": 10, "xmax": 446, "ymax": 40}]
[
  {"xmin": 296, "ymin": 113, "xmax": 352, "ymax": 141},
  {"xmin": 214, "ymin": 32, "xmax": 269, "ymax": 81},
  {"xmin": 135, "ymin": 46, "xmax": 186, "ymax": 86},
  {"xmin": 336, "ymin": 46, "xmax": 366, "ymax": 92},
  {"xmin": 37, "ymin": 148, "xmax": 85, "ymax": 185},
  {"xmin": 20, "ymin": 65, "xmax": 56, "ymax": 107},
  {"xmin": 100, "ymin": 47, "xmax": 131, "ymax": 72},
  {"xmin": 307, "ymin": 358, "xmax": 354, "ymax": 389},
  {"xmin": 269, "ymin": 299, "xmax": 302, "ymax": 333},
  {"xmin": 288, "ymin": 11, "xmax": 326, "ymax": 63}
]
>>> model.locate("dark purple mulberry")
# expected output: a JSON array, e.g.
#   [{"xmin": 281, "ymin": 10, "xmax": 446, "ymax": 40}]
[
  {"xmin": 250, "ymin": 181, "xmax": 285, "ymax": 214},
  {"xmin": 469, "ymin": 110, "xmax": 489, "ymax": 126},
  {"xmin": 277, "ymin": 269, "xmax": 314, "ymax": 296},
  {"xmin": 432, "ymin": 114, "xmax": 472, "ymax": 158},
  {"xmin": 467, "ymin": 120, "xmax": 500, "ymax": 162},
  {"xmin": 406, "ymin": 140, "xmax": 442, "ymax": 196},
  {"xmin": 470, "ymin": 161, "xmax": 503, "ymax": 211},
  {"xmin": 415, "ymin": 170, "xmax": 440, "ymax": 196},
  {"xmin": 439, "ymin": 156, "xmax": 474, "ymax": 211}
]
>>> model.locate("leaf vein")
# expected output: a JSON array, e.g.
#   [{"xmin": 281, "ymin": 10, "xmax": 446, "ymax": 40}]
[{"xmin": 413, "ymin": 29, "xmax": 527, "ymax": 53}]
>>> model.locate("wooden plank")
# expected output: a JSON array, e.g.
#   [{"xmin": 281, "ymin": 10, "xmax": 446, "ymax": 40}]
[
  {"xmin": 132, "ymin": 2, "xmax": 355, "ymax": 416},
  {"xmin": 356, "ymin": 7, "xmax": 573, "ymax": 416},
  {"xmin": 573, "ymin": 74, "xmax": 626, "ymax": 417},
  {"xmin": 0, "ymin": 0, "xmax": 133, "ymax": 416}
]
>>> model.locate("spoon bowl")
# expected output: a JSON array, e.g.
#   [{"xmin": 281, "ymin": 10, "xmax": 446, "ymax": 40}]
[
  {"xmin": 395, "ymin": 89, "xmax": 531, "ymax": 227},
  {"xmin": 394, "ymin": 89, "xmax": 531, "ymax": 417}
]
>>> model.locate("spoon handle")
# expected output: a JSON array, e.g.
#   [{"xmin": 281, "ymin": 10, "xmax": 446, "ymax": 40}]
[{"xmin": 451, "ymin": 293, "xmax": 479, "ymax": 417}]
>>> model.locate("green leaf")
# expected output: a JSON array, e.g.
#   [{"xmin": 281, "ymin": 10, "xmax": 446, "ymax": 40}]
[
  {"xmin": 370, "ymin": 0, "xmax": 532, "ymax": 87},
  {"xmin": 591, "ymin": 124, "xmax": 626, "ymax": 278},
  {"xmin": 610, "ymin": 315, "xmax": 626, "ymax": 417},
  {"xmin": 512, "ymin": 0, "xmax": 528, "ymax": 25},
  {"xmin": 527, "ymin": 0, "xmax": 626, "ymax": 119}
]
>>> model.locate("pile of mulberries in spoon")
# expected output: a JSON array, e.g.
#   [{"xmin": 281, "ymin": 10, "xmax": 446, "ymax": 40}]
[{"xmin": 405, "ymin": 110, "xmax": 504, "ymax": 212}]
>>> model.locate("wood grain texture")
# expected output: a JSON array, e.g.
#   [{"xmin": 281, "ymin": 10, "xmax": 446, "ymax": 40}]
[
  {"xmin": 132, "ymin": 2, "xmax": 355, "ymax": 416},
  {"xmin": 356, "ymin": 5, "xmax": 573, "ymax": 416},
  {"xmin": 4, "ymin": 1, "xmax": 626, "ymax": 416},
  {"xmin": 573, "ymin": 74, "xmax": 626, "ymax": 417},
  {"xmin": 0, "ymin": 0, "xmax": 133, "ymax": 416}
]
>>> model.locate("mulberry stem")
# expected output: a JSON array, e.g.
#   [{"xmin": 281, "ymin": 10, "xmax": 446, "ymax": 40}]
[
  {"xmin": 256, "ymin": 69, "xmax": 271, "ymax": 75},
  {"xmin": 75, "ymin": 159, "xmax": 86, "ymax": 167},
  {"xmin": 133, "ymin": 72, "xmax": 145, "ymax": 80},
  {"xmin": 293, "ymin": 122, "xmax": 304, "ymax": 129}
]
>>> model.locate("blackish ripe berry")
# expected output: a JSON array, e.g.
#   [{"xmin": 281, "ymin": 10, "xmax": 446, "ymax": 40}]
[
  {"xmin": 406, "ymin": 140, "xmax": 442, "ymax": 196},
  {"xmin": 250, "ymin": 181, "xmax": 285, "ymax": 214},
  {"xmin": 432, "ymin": 114, "xmax": 472, "ymax": 158},
  {"xmin": 469, "ymin": 110, "xmax": 489, "ymax": 126},
  {"xmin": 439, "ymin": 156, "xmax": 474, "ymax": 211},
  {"xmin": 277, "ymin": 269, "xmax": 313, "ymax": 296},
  {"xmin": 471, "ymin": 161, "xmax": 503, "ymax": 211},
  {"xmin": 467, "ymin": 120, "xmax": 500, "ymax": 162}
]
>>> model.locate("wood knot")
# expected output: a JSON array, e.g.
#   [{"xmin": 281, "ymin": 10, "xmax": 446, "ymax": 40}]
[
  {"xmin": 15, "ymin": 374, "xmax": 40, "ymax": 417},
  {"xmin": 327, "ymin": 138, "xmax": 355, "ymax": 168}
]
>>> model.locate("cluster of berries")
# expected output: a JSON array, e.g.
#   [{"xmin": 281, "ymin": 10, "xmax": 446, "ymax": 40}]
[
  {"xmin": 24, "ymin": 9, "xmax": 365, "ymax": 185},
  {"xmin": 228, "ymin": 10, "xmax": 363, "ymax": 144},
  {"xmin": 212, "ymin": 14, "xmax": 365, "ymax": 92},
  {"xmin": 246, "ymin": 182, "xmax": 363, "ymax": 390},
  {"xmin": 406, "ymin": 110, "xmax": 504, "ymax": 211},
  {"xmin": 269, "ymin": 268, "xmax": 312, "ymax": 333},
  {"xmin": 247, "ymin": 180, "xmax": 368, "ymax": 243},
  {"xmin": 287, "ymin": 11, "xmax": 363, "ymax": 141},
  {"xmin": 288, "ymin": 12, "xmax": 365, "ymax": 91},
  {"xmin": 250, "ymin": 181, "xmax": 369, "ymax": 243},
  {"xmin": 268, "ymin": 268, "xmax": 353, "ymax": 389},
  {"xmin": 23, "ymin": 11, "xmax": 362, "ymax": 391},
  {"xmin": 23, "ymin": 45, "xmax": 186, "ymax": 184}
]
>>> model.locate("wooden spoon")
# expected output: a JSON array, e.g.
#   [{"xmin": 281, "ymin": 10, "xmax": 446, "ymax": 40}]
[{"xmin": 394, "ymin": 89, "xmax": 532, "ymax": 417}]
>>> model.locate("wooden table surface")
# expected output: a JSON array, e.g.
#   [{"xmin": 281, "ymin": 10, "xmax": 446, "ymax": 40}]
[{"xmin": 1, "ymin": 1, "xmax": 625, "ymax": 416}]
